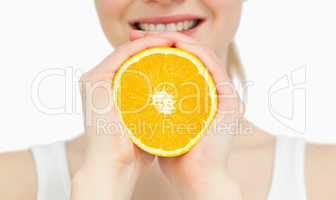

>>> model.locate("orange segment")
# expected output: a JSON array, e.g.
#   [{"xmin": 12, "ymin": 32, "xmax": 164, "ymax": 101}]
[{"xmin": 113, "ymin": 47, "xmax": 217, "ymax": 157}]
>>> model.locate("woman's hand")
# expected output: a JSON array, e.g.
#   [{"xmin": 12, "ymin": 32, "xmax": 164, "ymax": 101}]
[
  {"xmin": 131, "ymin": 31, "xmax": 243, "ymax": 200},
  {"xmin": 71, "ymin": 36, "xmax": 174, "ymax": 200}
]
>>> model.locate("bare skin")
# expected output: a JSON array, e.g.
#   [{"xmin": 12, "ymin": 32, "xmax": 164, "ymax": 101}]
[
  {"xmin": 1, "ymin": 0, "xmax": 335, "ymax": 199},
  {"xmin": 0, "ymin": 126, "xmax": 335, "ymax": 200}
]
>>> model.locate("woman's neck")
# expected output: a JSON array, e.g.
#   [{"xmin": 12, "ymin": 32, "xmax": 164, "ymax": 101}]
[{"xmin": 230, "ymin": 118, "xmax": 276, "ymax": 151}]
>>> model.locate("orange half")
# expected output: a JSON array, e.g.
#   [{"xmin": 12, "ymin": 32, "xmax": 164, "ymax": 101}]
[{"xmin": 113, "ymin": 47, "xmax": 217, "ymax": 157}]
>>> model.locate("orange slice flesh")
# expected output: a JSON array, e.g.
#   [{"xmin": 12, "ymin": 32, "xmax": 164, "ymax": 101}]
[{"xmin": 113, "ymin": 47, "xmax": 217, "ymax": 157}]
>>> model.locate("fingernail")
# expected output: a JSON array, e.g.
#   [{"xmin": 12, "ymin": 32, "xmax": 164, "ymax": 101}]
[{"xmin": 129, "ymin": 30, "xmax": 146, "ymax": 41}]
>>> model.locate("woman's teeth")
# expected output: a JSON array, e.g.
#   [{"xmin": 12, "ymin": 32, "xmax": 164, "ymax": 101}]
[{"xmin": 137, "ymin": 20, "xmax": 198, "ymax": 32}]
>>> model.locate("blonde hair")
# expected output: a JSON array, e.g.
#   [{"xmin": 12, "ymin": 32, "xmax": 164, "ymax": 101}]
[
  {"xmin": 227, "ymin": 42, "xmax": 247, "ymax": 103},
  {"xmin": 227, "ymin": 43, "xmax": 245, "ymax": 82}
]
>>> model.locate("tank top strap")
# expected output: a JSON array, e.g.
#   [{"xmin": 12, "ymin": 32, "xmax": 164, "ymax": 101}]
[
  {"xmin": 31, "ymin": 141, "xmax": 70, "ymax": 200},
  {"xmin": 268, "ymin": 135, "xmax": 307, "ymax": 200}
]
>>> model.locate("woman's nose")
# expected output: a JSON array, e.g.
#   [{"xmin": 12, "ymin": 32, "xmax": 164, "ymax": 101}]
[{"xmin": 143, "ymin": 0, "xmax": 184, "ymax": 5}]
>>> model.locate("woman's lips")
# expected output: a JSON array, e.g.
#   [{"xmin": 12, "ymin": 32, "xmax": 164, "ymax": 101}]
[{"xmin": 129, "ymin": 14, "xmax": 205, "ymax": 36}]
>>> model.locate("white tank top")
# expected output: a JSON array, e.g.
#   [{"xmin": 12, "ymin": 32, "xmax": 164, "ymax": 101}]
[{"xmin": 31, "ymin": 135, "xmax": 307, "ymax": 200}]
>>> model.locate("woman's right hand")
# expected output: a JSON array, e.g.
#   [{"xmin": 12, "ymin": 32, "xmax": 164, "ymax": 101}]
[{"xmin": 70, "ymin": 36, "xmax": 173, "ymax": 200}]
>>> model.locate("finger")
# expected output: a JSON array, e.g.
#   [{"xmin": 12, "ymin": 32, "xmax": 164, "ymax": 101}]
[
  {"xmin": 85, "ymin": 36, "xmax": 174, "ymax": 80},
  {"xmin": 175, "ymin": 41, "xmax": 244, "ymax": 117},
  {"xmin": 129, "ymin": 32, "xmax": 242, "ymax": 116},
  {"xmin": 144, "ymin": 31, "xmax": 196, "ymax": 44},
  {"xmin": 175, "ymin": 42, "xmax": 229, "ymax": 89},
  {"xmin": 129, "ymin": 29, "xmax": 146, "ymax": 41},
  {"xmin": 130, "ymin": 31, "xmax": 196, "ymax": 46}
]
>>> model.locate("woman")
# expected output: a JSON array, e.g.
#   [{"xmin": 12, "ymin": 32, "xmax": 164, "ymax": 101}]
[{"xmin": 0, "ymin": 0, "xmax": 335, "ymax": 200}]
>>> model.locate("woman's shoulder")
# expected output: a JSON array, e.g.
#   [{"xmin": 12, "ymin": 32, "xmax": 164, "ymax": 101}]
[
  {"xmin": 65, "ymin": 134, "xmax": 86, "ymax": 178},
  {"xmin": 0, "ymin": 135, "xmax": 86, "ymax": 200},
  {"xmin": 306, "ymin": 143, "xmax": 336, "ymax": 199},
  {"xmin": 269, "ymin": 134, "xmax": 336, "ymax": 199},
  {"xmin": 306, "ymin": 141, "xmax": 336, "ymax": 174},
  {"xmin": 306, "ymin": 142, "xmax": 336, "ymax": 161},
  {"xmin": 0, "ymin": 150, "xmax": 37, "ymax": 200}
]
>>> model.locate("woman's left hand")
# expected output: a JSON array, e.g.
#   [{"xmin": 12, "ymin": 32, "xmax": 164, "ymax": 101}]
[{"xmin": 131, "ymin": 31, "xmax": 244, "ymax": 200}]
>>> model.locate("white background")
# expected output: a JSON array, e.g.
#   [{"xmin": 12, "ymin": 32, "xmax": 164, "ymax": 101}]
[{"xmin": 0, "ymin": 0, "xmax": 335, "ymax": 152}]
